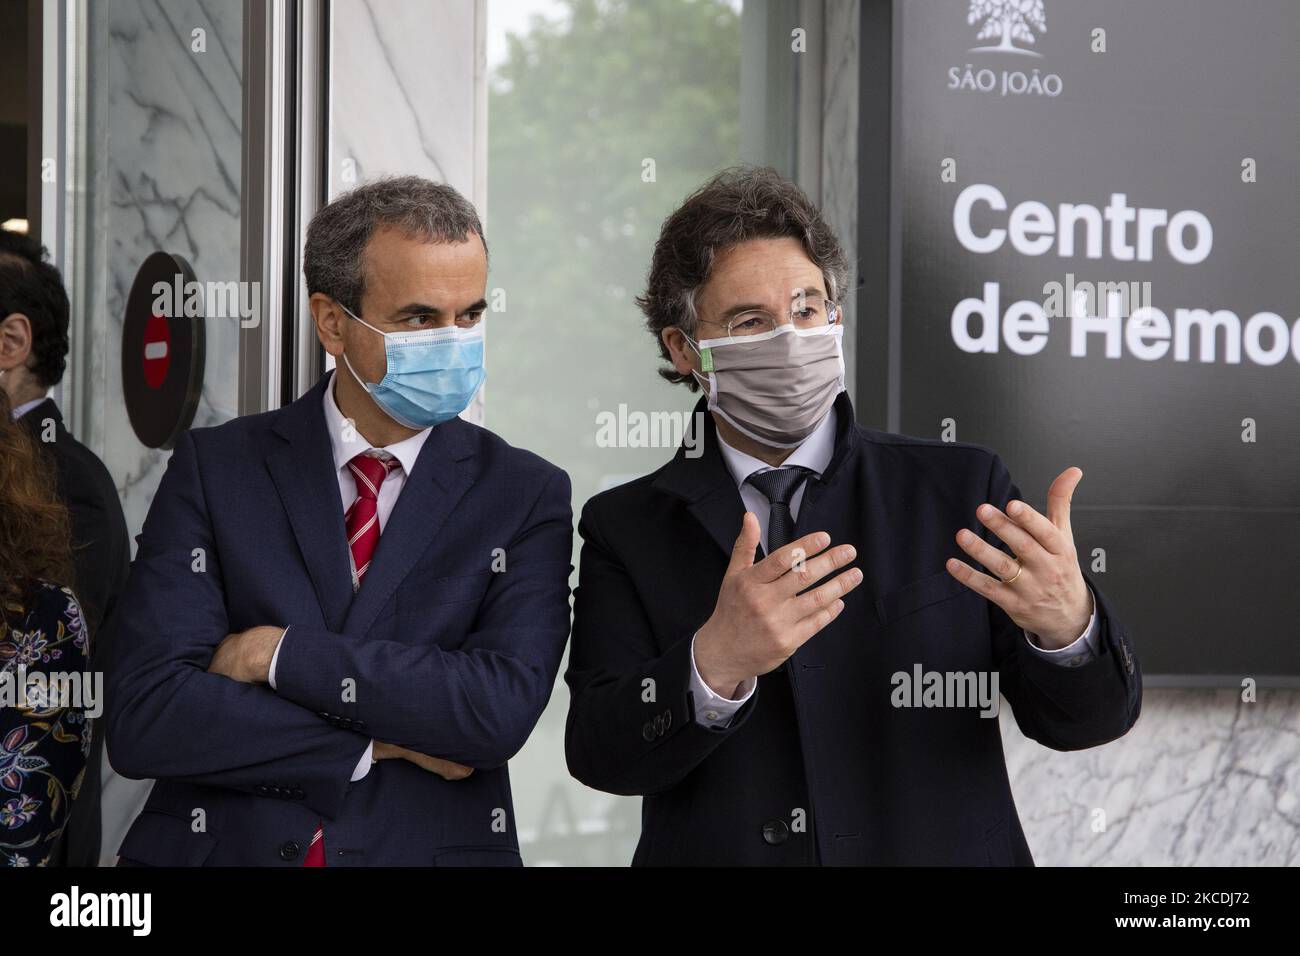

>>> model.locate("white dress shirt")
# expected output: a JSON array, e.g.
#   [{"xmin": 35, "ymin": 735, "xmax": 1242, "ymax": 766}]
[
  {"xmin": 9, "ymin": 395, "xmax": 47, "ymax": 419},
  {"xmin": 267, "ymin": 370, "xmax": 432, "ymax": 780},
  {"xmin": 687, "ymin": 405, "xmax": 1100, "ymax": 728}
]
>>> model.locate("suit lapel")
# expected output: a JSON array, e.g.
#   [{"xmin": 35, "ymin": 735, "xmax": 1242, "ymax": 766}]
[
  {"xmin": 789, "ymin": 392, "xmax": 860, "ymax": 532},
  {"xmin": 266, "ymin": 374, "xmax": 354, "ymax": 632},
  {"xmin": 653, "ymin": 399, "xmax": 750, "ymax": 559},
  {"xmin": 340, "ymin": 416, "xmax": 477, "ymax": 637}
]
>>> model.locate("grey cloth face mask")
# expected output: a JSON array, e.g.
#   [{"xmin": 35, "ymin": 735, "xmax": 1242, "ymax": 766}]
[{"xmin": 687, "ymin": 323, "xmax": 845, "ymax": 448}]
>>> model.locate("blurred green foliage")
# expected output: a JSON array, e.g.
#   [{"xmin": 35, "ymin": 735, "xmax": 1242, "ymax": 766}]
[{"xmin": 486, "ymin": 0, "xmax": 742, "ymax": 514}]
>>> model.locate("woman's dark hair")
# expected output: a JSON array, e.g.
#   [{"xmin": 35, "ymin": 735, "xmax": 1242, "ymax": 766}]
[{"xmin": 0, "ymin": 389, "xmax": 74, "ymax": 622}]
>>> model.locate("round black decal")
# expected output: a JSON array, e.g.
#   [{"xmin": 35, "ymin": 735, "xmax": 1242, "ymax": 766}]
[{"xmin": 121, "ymin": 251, "xmax": 205, "ymax": 449}]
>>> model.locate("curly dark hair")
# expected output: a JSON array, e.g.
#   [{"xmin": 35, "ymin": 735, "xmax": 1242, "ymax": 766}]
[
  {"xmin": 636, "ymin": 166, "xmax": 849, "ymax": 390},
  {"xmin": 0, "ymin": 230, "xmax": 71, "ymax": 388},
  {"xmin": 0, "ymin": 389, "xmax": 74, "ymax": 623}
]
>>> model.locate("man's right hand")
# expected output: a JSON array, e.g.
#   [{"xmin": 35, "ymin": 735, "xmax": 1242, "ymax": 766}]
[
  {"xmin": 693, "ymin": 512, "xmax": 863, "ymax": 697},
  {"xmin": 373, "ymin": 741, "xmax": 474, "ymax": 780}
]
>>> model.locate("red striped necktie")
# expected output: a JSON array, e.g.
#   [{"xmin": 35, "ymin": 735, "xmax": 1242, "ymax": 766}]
[{"xmin": 303, "ymin": 450, "xmax": 400, "ymax": 867}]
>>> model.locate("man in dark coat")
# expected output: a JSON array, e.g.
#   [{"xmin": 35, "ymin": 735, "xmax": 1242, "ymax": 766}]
[{"xmin": 564, "ymin": 168, "xmax": 1141, "ymax": 865}]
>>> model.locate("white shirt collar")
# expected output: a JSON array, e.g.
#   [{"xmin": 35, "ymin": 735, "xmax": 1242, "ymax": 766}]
[
  {"xmin": 715, "ymin": 405, "xmax": 838, "ymax": 488},
  {"xmin": 321, "ymin": 369, "xmax": 431, "ymax": 477},
  {"xmin": 10, "ymin": 396, "xmax": 48, "ymax": 420}
]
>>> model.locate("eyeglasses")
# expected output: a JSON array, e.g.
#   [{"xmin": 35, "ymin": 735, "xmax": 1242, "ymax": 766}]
[{"xmin": 699, "ymin": 296, "xmax": 841, "ymax": 340}]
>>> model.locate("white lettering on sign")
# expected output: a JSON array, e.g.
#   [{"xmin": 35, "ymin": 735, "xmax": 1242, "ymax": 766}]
[
  {"xmin": 946, "ymin": 184, "xmax": 1300, "ymax": 365},
  {"xmin": 952, "ymin": 183, "xmax": 1213, "ymax": 264}
]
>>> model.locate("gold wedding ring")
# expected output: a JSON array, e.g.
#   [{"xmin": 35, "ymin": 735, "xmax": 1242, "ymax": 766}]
[{"xmin": 1001, "ymin": 559, "xmax": 1023, "ymax": 585}]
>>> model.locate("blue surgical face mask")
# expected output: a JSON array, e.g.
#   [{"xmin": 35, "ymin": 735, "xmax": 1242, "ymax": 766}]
[{"xmin": 339, "ymin": 304, "xmax": 485, "ymax": 430}]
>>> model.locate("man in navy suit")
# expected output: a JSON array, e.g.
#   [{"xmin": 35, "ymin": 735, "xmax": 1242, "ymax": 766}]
[
  {"xmin": 565, "ymin": 167, "xmax": 1141, "ymax": 865},
  {"xmin": 105, "ymin": 176, "xmax": 572, "ymax": 866}
]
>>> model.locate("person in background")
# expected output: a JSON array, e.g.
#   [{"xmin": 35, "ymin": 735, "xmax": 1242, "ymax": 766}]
[
  {"xmin": 0, "ymin": 389, "xmax": 93, "ymax": 867},
  {"xmin": 0, "ymin": 229, "xmax": 131, "ymax": 866}
]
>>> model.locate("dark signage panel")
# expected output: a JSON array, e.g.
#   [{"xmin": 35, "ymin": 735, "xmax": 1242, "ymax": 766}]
[{"xmin": 888, "ymin": 0, "xmax": 1300, "ymax": 681}]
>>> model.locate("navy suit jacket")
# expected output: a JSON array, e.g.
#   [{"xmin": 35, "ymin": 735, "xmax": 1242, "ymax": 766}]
[
  {"xmin": 104, "ymin": 372, "xmax": 572, "ymax": 866},
  {"xmin": 565, "ymin": 393, "xmax": 1141, "ymax": 865}
]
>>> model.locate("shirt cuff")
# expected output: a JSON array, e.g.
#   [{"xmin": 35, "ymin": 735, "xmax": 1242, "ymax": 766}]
[
  {"xmin": 267, "ymin": 626, "xmax": 289, "ymax": 690},
  {"xmin": 1023, "ymin": 585, "xmax": 1100, "ymax": 667},
  {"xmin": 688, "ymin": 631, "xmax": 756, "ymax": 728},
  {"xmin": 350, "ymin": 741, "xmax": 375, "ymax": 781}
]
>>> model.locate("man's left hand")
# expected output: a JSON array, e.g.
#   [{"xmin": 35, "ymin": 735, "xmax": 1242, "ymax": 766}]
[
  {"xmin": 208, "ymin": 626, "xmax": 283, "ymax": 683},
  {"xmin": 945, "ymin": 466, "xmax": 1092, "ymax": 650}
]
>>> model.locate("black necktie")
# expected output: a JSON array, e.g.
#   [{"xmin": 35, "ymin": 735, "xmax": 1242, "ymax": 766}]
[{"xmin": 745, "ymin": 467, "xmax": 813, "ymax": 552}]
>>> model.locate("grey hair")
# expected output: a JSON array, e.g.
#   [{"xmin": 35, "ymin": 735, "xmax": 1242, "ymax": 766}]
[
  {"xmin": 304, "ymin": 175, "xmax": 487, "ymax": 314},
  {"xmin": 635, "ymin": 165, "xmax": 850, "ymax": 390}
]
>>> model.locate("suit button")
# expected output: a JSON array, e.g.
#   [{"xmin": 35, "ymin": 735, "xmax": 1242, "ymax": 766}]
[
  {"xmin": 291, "ymin": 787, "xmax": 305, "ymax": 800},
  {"xmin": 279, "ymin": 840, "xmax": 301, "ymax": 861},
  {"xmin": 353, "ymin": 719, "xmax": 366, "ymax": 731},
  {"xmin": 642, "ymin": 721, "xmax": 656, "ymax": 742},
  {"xmin": 761, "ymin": 819, "xmax": 790, "ymax": 846},
  {"xmin": 339, "ymin": 718, "xmax": 354, "ymax": 730},
  {"xmin": 663, "ymin": 709, "xmax": 672, "ymax": 731},
  {"xmin": 653, "ymin": 714, "xmax": 665, "ymax": 735},
  {"xmin": 255, "ymin": 785, "xmax": 270, "ymax": 796},
  {"xmin": 316, "ymin": 712, "xmax": 330, "ymax": 720}
]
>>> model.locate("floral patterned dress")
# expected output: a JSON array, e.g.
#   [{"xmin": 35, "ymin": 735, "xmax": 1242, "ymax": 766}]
[{"xmin": 0, "ymin": 582, "xmax": 91, "ymax": 867}]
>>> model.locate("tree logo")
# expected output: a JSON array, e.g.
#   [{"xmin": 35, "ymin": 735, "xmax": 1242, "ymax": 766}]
[{"xmin": 967, "ymin": 0, "xmax": 1046, "ymax": 57}]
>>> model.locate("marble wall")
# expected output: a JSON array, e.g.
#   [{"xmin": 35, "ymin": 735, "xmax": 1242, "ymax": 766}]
[
  {"xmin": 76, "ymin": 0, "xmax": 244, "ymax": 541},
  {"xmin": 1003, "ymin": 688, "xmax": 1300, "ymax": 866},
  {"xmin": 328, "ymin": 0, "xmax": 484, "ymax": 200},
  {"xmin": 327, "ymin": 0, "xmax": 488, "ymax": 423}
]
